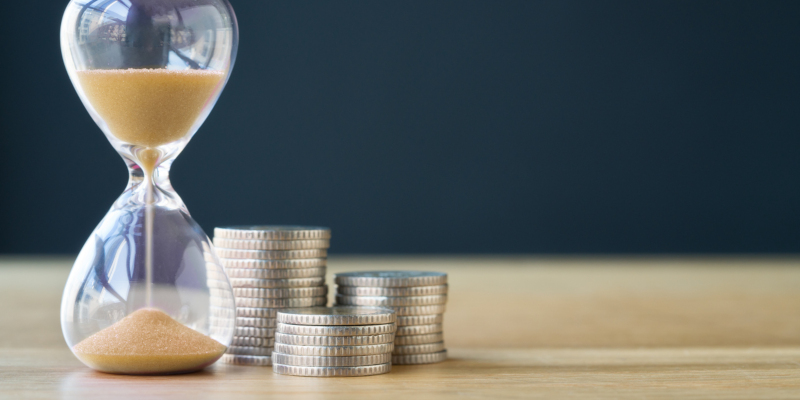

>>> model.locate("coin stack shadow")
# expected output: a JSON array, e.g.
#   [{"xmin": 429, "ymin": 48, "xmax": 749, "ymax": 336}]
[
  {"xmin": 211, "ymin": 226, "xmax": 331, "ymax": 366},
  {"xmin": 272, "ymin": 307, "xmax": 396, "ymax": 377},
  {"xmin": 333, "ymin": 272, "xmax": 448, "ymax": 365}
]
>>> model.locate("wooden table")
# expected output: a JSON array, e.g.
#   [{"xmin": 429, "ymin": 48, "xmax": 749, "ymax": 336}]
[{"xmin": 1, "ymin": 256, "xmax": 799, "ymax": 399}]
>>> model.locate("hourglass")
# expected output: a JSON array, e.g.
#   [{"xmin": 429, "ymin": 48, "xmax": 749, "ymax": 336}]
[{"xmin": 59, "ymin": 0, "xmax": 238, "ymax": 374}]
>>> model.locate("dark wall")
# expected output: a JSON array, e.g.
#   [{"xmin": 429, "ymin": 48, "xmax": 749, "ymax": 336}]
[{"xmin": 1, "ymin": 1, "xmax": 799, "ymax": 254}]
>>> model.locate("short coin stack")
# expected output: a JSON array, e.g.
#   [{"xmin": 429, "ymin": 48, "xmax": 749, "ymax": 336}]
[
  {"xmin": 334, "ymin": 271, "xmax": 448, "ymax": 365},
  {"xmin": 212, "ymin": 226, "xmax": 331, "ymax": 366},
  {"xmin": 272, "ymin": 307, "xmax": 396, "ymax": 377}
]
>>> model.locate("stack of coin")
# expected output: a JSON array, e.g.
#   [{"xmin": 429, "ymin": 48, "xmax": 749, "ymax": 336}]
[
  {"xmin": 334, "ymin": 271, "xmax": 448, "ymax": 365},
  {"xmin": 212, "ymin": 226, "xmax": 331, "ymax": 366},
  {"xmin": 272, "ymin": 307, "xmax": 396, "ymax": 377}
]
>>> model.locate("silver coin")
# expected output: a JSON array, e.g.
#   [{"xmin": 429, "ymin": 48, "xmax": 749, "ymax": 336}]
[
  {"xmin": 214, "ymin": 238, "xmax": 330, "ymax": 251},
  {"xmin": 233, "ymin": 307, "xmax": 279, "ymax": 318},
  {"xmin": 208, "ymin": 299, "xmax": 235, "ymax": 309},
  {"xmin": 220, "ymin": 258, "xmax": 327, "ymax": 269},
  {"xmin": 395, "ymin": 323, "xmax": 444, "ymax": 336},
  {"xmin": 276, "ymin": 306, "xmax": 395, "ymax": 326},
  {"xmin": 337, "ymin": 284, "xmax": 448, "ymax": 297},
  {"xmin": 394, "ymin": 333, "xmax": 443, "ymax": 345},
  {"xmin": 274, "ymin": 342, "xmax": 394, "ymax": 357},
  {"xmin": 234, "ymin": 286, "xmax": 328, "ymax": 299},
  {"xmin": 335, "ymin": 294, "xmax": 447, "ymax": 306},
  {"xmin": 209, "ymin": 296, "xmax": 235, "ymax": 305},
  {"xmin": 396, "ymin": 314, "xmax": 444, "ymax": 326},
  {"xmin": 203, "ymin": 255, "xmax": 220, "ymax": 264},
  {"xmin": 209, "ymin": 306, "xmax": 236, "ymax": 319},
  {"xmin": 216, "ymin": 248, "xmax": 327, "ymax": 260},
  {"xmin": 391, "ymin": 350, "xmax": 447, "ymax": 365},
  {"xmin": 272, "ymin": 363, "xmax": 390, "ymax": 377},
  {"xmin": 208, "ymin": 316, "xmax": 237, "ymax": 328},
  {"xmin": 235, "ymin": 297, "xmax": 327, "ymax": 308},
  {"xmin": 228, "ymin": 276, "xmax": 326, "ymax": 287},
  {"xmin": 392, "ymin": 341, "xmax": 445, "ymax": 355},
  {"xmin": 385, "ymin": 304, "xmax": 447, "ymax": 316},
  {"xmin": 334, "ymin": 271, "xmax": 447, "ymax": 287},
  {"xmin": 235, "ymin": 326, "xmax": 276, "ymax": 337},
  {"xmin": 208, "ymin": 287, "xmax": 235, "ymax": 298},
  {"xmin": 274, "ymin": 332, "xmax": 395, "ymax": 346},
  {"xmin": 205, "ymin": 271, "xmax": 232, "ymax": 282},
  {"xmin": 209, "ymin": 325, "xmax": 234, "ymax": 339},
  {"xmin": 211, "ymin": 317, "xmax": 276, "ymax": 328},
  {"xmin": 272, "ymin": 352, "xmax": 392, "ymax": 367},
  {"xmin": 231, "ymin": 336, "xmax": 275, "ymax": 347},
  {"xmin": 223, "ymin": 267, "xmax": 325, "ymax": 280},
  {"xmin": 215, "ymin": 226, "xmax": 331, "ymax": 241},
  {"xmin": 226, "ymin": 346, "xmax": 274, "ymax": 356},
  {"xmin": 276, "ymin": 323, "xmax": 397, "ymax": 337},
  {"xmin": 221, "ymin": 354, "xmax": 272, "ymax": 366},
  {"xmin": 206, "ymin": 281, "xmax": 234, "ymax": 292}
]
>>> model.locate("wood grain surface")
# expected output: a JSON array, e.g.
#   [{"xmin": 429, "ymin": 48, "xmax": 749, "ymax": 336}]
[{"xmin": 1, "ymin": 256, "xmax": 799, "ymax": 399}]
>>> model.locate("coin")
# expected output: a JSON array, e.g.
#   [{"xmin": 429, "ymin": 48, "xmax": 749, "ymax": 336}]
[
  {"xmin": 274, "ymin": 332, "xmax": 395, "ymax": 346},
  {"xmin": 394, "ymin": 333, "xmax": 443, "ymax": 345},
  {"xmin": 216, "ymin": 248, "xmax": 327, "ymax": 260},
  {"xmin": 272, "ymin": 363, "xmax": 390, "ymax": 377},
  {"xmin": 207, "ymin": 315, "xmax": 235, "ymax": 326},
  {"xmin": 208, "ymin": 299, "xmax": 235, "ymax": 309},
  {"xmin": 220, "ymin": 258, "xmax": 327, "ymax": 269},
  {"xmin": 209, "ymin": 306, "xmax": 236, "ymax": 318},
  {"xmin": 228, "ymin": 276, "xmax": 326, "ymax": 287},
  {"xmin": 214, "ymin": 238, "xmax": 330, "ymax": 250},
  {"xmin": 337, "ymin": 284, "xmax": 448, "ymax": 297},
  {"xmin": 215, "ymin": 226, "xmax": 331, "ymax": 241},
  {"xmin": 234, "ymin": 326, "xmax": 276, "ymax": 337},
  {"xmin": 392, "ymin": 341, "xmax": 445, "ymax": 355},
  {"xmin": 209, "ymin": 325, "xmax": 234, "ymax": 338},
  {"xmin": 233, "ymin": 307, "xmax": 279, "ymax": 318},
  {"xmin": 272, "ymin": 352, "xmax": 392, "ymax": 367},
  {"xmin": 395, "ymin": 323, "xmax": 444, "ymax": 336},
  {"xmin": 274, "ymin": 343, "xmax": 394, "ymax": 357},
  {"xmin": 276, "ymin": 306, "xmax": 395, "ymax": 326},
  {"xmin": 206, "ymin": 282, "xmax": 233, "ymax": 292},
  {"xmin": 276, "ymin": 323, "xmax": 397, "ymax": 337},
  {"xmin": 223, "ymin": 267, "xmax": 325, "ymax": 280},
  {"xmin": 205, "ymin": 270, "xmax": 232, "ymax": 282},
  {"xmin": 335, "ymin": 294, "xmax": 447, "ymax": 306},
  {"xmin": 385, "ymin": 304, "xmax": 447, "ymax": 316},
  {"xmin": 226, "ymin": 346, "xmax": 274, "ymax": 356},
  {"xmin": 211, "ymin": 317, "xmax": 276, "ymax": 328},
  {"xmin": 396, "ymin": 314, "xmax": 444, "ymax": 326},
  {"xmin": 334, "ymin": 271, "xmax": 447, "ymax": 287},
  {"xmin": 234, "ymin": 286, "xmax": 328, "ymax": 299},
  {"xmin": 221, "ymin": 354, "xmax": 272, "ymax": 366},
  {"xmin": 235, "ymin": 296, "xmax": 327, "ymax": 308},
  {"xmin": 209, "ymin": 288, "xmax": 235, "ymax": 298},
  {"xmin": 391, "ymin": 350, "xmax": 447, "ymax": 365},
  {"xmin": 231, "ymin": 336, "xmax": 275, "ymax": 347}
]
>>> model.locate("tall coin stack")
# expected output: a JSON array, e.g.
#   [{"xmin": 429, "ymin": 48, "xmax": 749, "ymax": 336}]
[
  {"xmin": 272, "ymin": 307, "xmax": 396, "ymax": 377},
  {"xmin": 334, "ymin": 271, "xmax": 448, "ymax": 365},
  {"xmin": 212, "ymin": 226, "xmax": 331, "ymax": 366}
]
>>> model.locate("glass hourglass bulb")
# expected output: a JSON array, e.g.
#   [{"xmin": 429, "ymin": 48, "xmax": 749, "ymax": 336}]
[{"xmin": 59, "ymin": 0, "xmax": 238, "ymax": 374}]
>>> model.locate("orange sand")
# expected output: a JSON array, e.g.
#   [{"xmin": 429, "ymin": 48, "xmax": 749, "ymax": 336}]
[
  {"xmin": 76, "ymin": 68, "xmax": 224, "ymax": 170},
  {"xmin": 72, "ymin": 308, "xmax": 226, "ymax": 375}
]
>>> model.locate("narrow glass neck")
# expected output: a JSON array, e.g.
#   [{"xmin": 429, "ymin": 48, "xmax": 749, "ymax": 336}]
[
  {"xmin": 116, "ymin": 154, "xmax": 185, "ymax": 212},
  {"xmin": 126, "ymin": 157, "xmax": 174, "ymax": 191}
]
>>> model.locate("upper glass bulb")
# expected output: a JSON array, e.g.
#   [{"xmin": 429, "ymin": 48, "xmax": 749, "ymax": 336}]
[{"xmin": 61, "ymin": 0, "xmax": 237, "ymax": 172}]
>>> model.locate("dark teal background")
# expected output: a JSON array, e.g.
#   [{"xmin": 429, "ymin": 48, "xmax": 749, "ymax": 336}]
[{"xmin": 1, "ymin": 1, "xmax": 799, "ymax": 254}]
